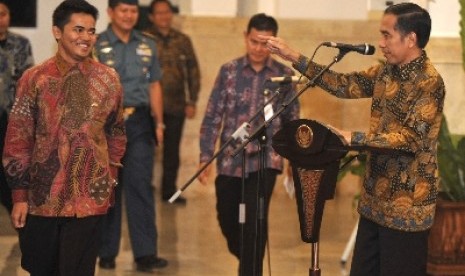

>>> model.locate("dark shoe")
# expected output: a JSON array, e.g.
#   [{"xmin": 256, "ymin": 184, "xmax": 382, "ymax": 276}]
[
  {"xmin": 163, "ymin": 195, "xmax": 187, "ymax": 205},
  {"xmin": 152, "ymin": 257, "xmax": 168, "ymax": 268},
  {"xmin": 135, "ymin": 255, "xmax": 168, "ymax": 272},
  {"xmin": 99, "ymin": 257, "xmax": 116, "ymax": 269}
]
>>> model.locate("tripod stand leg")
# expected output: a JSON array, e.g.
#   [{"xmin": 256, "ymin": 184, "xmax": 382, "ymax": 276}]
[
  {"xmin": 340, "ymin": 218, "xmax": 359, "ymax": 267},
  {"xmin": 309, "ymin": 242, "xmax": 321, "ymax": 276}
]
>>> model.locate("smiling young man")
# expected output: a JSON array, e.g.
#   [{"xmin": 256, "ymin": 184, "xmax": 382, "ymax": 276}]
[
  {"xmin": 198, "ymin": 13, "xmax": 299, "ymax": 275},
  {"xmin": 94, "ymin": 0, "xmax": 167, "ymax": 272},
  {"xmin": 2, "ymin": 0, "xmax": 127, "ymax": 275},
  {"xmin": 261, "ymin": 3, "xmax": 445, "ymax": 276}
]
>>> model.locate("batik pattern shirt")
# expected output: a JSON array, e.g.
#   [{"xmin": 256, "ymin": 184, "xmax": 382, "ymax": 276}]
[
  {"xmin": 2, "ymin": 54, "xmax": 127, "ymax": 217},
  {"xmin": 294, "ymin": 51, "xmax": 445, "ymax": 231},
  {"xmin": 0, "ymin": 31, "xmax": 34, "ymax": 115},
  {"xmin": 200, "ymin": 56, "xmax": 300, "ymax": 177},
  {"xmin": 145, "ymin": 27, "xmax": 201, "ymax": 115}
]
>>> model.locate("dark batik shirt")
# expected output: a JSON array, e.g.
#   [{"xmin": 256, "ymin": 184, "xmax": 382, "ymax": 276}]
[
  {"xmin": 144, "ymin": 27, "xmax": 201, "ymax": 115},
  {"xmin": 200, "ymin": 56, "xmax": 300, "ymax": 177},
  {"xmin": 294, "ymin": 51, "xmax": 446, "ymax": 231},
  {"xmin": 2, "ymin": 54, "xmax": 127, "ymax": 217},
  {"xmin": 0, "ymin": 31, "xmax": 34, "ymax": 114}
]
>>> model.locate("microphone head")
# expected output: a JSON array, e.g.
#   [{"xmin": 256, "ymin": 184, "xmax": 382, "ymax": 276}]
[{"xmin": 365, "ymin": 44, "xmax": 376, "ymax": 55}]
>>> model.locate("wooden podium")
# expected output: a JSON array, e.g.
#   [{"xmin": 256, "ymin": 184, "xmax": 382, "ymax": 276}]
[{"xmin": 272, "ymin": 119, "xmax": 349, "ymax": 276}]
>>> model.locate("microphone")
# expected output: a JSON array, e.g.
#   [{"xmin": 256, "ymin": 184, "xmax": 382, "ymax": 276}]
[
  {"xmin": 268, "ymin": 76, "xmax": 307, "ymax": 84},
  {"xmin": 323, "ymin": 42, "xmax": 375, "ymax": 55}
]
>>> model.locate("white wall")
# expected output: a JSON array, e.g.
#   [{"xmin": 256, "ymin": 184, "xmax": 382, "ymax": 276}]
[
  {"xmin": 429, "ymin": 0, "xmax": 460, "ymax": 37},
  {"xmin": 8, "ymin": 0, "xmax": 461, "ymax": 64},
  {"xmin": 9, "ymin": 0, "xmax": 109, "ymax": 64},
  {"xmin": 275, "ymin": 0, "xmax": 368, "ymax": 20}
]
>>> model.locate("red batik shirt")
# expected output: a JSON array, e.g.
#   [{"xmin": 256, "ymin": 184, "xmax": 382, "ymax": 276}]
[{"xmin": 2, "ymin": 54, "xmax": 127, "ymax": 217}]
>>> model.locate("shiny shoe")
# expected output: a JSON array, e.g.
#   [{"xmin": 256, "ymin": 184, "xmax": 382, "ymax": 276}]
[
  {"xmin": 99, "ymin": 257, "xmax": 116, "ymax": 269},
  {"xmin": 135, "ymin": 255, "xmax": 168, "ymax": 272}
]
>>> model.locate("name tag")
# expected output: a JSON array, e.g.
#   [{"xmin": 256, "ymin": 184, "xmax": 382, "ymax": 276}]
[{"xmin": 136, "ymin": 48, "xmax": 152, "ymax": 56}]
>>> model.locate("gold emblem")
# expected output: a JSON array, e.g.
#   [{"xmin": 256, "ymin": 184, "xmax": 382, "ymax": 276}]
[
  {"xmin": 295, "ymin": 124, "xmax": 313, "ymax": 148},
  {"xmin": 123, "ymin": 107, "xmax": 136, "ymax": 121}
]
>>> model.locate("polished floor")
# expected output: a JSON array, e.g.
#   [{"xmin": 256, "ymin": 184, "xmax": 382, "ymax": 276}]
[{"xmin": 0, "ymin": 174, "xmax": 359, "ymax": 276}]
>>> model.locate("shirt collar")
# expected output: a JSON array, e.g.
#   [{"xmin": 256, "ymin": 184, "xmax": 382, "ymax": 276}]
[
  {"xmin": 241, "ymin": 55, "xmax": 279, "ymax": 75},
  {"xmin": 106, "ymin": 25, "xmax": 142, "ymax": 44},
  {"xmin": 55, "ymin": 52, "xmax": 93, "ymax": 77},
  {"xmin": 149, "ymin": 27, "xmax": 173, "ymax": 38},
  {"xmin": 388, "ymin": 50, "xmax": 427, "ymax": 81}
]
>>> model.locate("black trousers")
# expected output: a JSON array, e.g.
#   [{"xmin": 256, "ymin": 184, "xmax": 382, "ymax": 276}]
[
  {"xmin": 161, "ymin": 113, "xmax": 185, "ymax": 199},
  {"xmin": 19, "ymin": 214, "xmax": 103, "ymax": 276},
  {"xmin": 215, "ymin": 169, "xmax": 277, "ymax": 276},
  {"xmin": 350, "ymin": 216, "xmax": 429, "ymax": 276},
  {"xmin": 0, "ymin": 112, "xmax": 12, "ymax": 213}
]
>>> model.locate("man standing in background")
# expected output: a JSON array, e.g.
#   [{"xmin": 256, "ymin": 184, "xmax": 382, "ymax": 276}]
[
  {"xmin": 198, "ymin": 13, "xmax": 299, "ymax": 275},
  {"xmin": 146, "ymin": 0, "xmax": 201, "ymax": 204},
  {"xmin": 0, "ymin": 0, "xmax": 34, "ymax": 213},
  {"xmin": 95, "ymin": 0, "xmax": 168, "ymax": 272}
]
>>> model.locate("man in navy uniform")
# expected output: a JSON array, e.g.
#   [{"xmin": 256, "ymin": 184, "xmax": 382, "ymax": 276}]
[{"xmin": 94, "ymin": 0, "xmax": 167, "ymax": 272}]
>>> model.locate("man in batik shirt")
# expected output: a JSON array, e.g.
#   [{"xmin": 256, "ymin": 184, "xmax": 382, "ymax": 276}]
[
  {"xmin": 263, "ymin": 3, "xmax": 445, "ymax": 276},
  {"xmin": 145, "ymin": 0, "xmax": 201, "ymax": 204},
  {"xmin": 198, "ymin": 13, "xmax": 300, "ymax": 275},
  {"xmin": 2, "ymin": 1, "xmax": 126, "ymax": 275}
]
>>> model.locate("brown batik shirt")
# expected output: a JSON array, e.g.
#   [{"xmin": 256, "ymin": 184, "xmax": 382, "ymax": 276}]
[
  {"xmin": 144, "ymin": 27, "xmax": 200, "ymax": 115},
  {"xmin": 294, "ymin": 51, "xmax": 445, "ymax": 231},
  {"xmin": 2, "ymin": 54, "xmax": 127, "ymax": 217}
]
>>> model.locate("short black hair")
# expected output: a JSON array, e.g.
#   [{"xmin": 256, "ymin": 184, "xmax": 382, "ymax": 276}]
[
  {"xmin": 109, "ymin": 0, "xmax": 139, "ymax": 9},
  {"xmin": 0, "ymin": 0, "xmax": 9, "ymax": 13},
  {"xmin": 149, "ymin": 0, "xmax": 174, "ymax": 13},
  {"xmin": 53, "ymin": 0, "xmax": 99, "ymax": 31},
  {"xmin": 384, "ymin": 2, "xmax": 431, "ymax": 48},
  {"xmin": 247, "ymin": 13, "xmax": 278, "ymax": 36}
]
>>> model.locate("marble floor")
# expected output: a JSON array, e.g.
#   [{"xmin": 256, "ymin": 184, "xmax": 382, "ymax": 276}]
[{"xmin": 0, "ymin": 177, "xmax": 359, "ymax": 276}]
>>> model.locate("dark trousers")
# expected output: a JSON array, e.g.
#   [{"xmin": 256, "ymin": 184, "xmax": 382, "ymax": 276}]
[
  {"xmin": 215, "ymin": 170, "xmax": 277, "ymax": 276},
  {"xmin": 99, "ymin": 107, "xmax": 157, "ymax": 259},
  {"xmin": 350, "ymin": 216, "xmax": 429, "ymax": 276},
  {"xmin": 18, "ymin": 214, "xmax": 103, "ymax": 276},
  {"xmin": 0, "ymin": 112, "xmax": 13, "ymax": 213},
  {"xmin": 161, "ymin": 113, "xmax": 185, "ymax": 199}
]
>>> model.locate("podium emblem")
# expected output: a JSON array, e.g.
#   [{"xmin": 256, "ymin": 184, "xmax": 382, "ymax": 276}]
[{"xmin": 296, "ymin": 124, "xmax": 313, "ymax": 148}]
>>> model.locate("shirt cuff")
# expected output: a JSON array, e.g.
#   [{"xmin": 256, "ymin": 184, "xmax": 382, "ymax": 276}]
[
  {"xmin": 351, "ymin": 131, "xmax": 366, "ymax": 145},
  {"xmin": 12, "ymin": 189, "xmax": 28, "ymax": 203},
  {"xmin": 293, "ymin": 55, "xmax": 311, "ymax": 73}
]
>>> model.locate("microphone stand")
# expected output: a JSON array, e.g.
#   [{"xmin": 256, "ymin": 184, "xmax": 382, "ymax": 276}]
[
  {"xmin": 169, "ymin": 86, "xmax": 286, "ymax": 276},
  {"xmin": 170, "ymin": 47, "xmax": 349, "ymax": 276},
  {"xmin": 168, "ymin": 87, "xmax": 285, "ymax": 203},
  {"xmin": 231, "ymin": 50, "xmax": 349, "ymax": 276}
]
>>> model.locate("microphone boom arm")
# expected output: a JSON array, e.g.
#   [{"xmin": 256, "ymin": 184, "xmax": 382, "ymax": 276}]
[{"xmin": 231, "ymin": 53, "xmax": 344, "ymax": 156}]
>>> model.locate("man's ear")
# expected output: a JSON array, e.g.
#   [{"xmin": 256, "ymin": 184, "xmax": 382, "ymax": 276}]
[
  {"xmin": 408, "ymin": 32, "xmax": 417, "ymax": 48},
  {"xmin": 52, "ymin": 26, "xmax": 62, "ymax": 40}
]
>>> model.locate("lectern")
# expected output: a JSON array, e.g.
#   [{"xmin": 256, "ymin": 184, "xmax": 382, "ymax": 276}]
[{"xmin": 272, "ymin": 119, "xmax": 349, "ymax": 276}]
